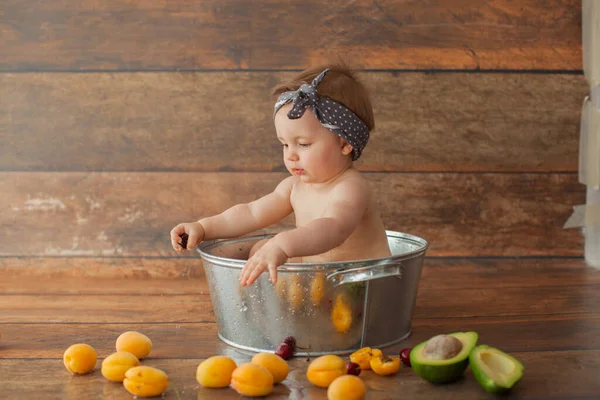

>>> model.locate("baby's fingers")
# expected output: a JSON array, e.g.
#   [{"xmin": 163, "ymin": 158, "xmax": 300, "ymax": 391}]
[
  {"xmin": 267, "ymin": 264, "xmax": 278, "ymax": 284},
  {"xmin": 239, "ymin": 261, "xmax": 253, "ymax": 285},
  {"xmin": 170, "ymin": 225, "xmax": 186, "ymax": 251},
  {"xmin": 245, "ymin": 264, "xmax": 267, "ymax": 286}
]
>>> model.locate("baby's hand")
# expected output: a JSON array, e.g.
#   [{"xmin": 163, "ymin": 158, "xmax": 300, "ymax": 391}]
[
  {"xmin": 170, "ymin": 222, "xmax": 205, "ymax": 252},
  {"xmin": 239, "ymin": 239, "xmax": 288, "ymax": 286}
]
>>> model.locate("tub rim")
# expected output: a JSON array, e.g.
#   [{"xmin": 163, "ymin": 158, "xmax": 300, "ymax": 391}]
[{"xmin": 196, "ymin": 230, "xmax": 428, "ymax": 272}]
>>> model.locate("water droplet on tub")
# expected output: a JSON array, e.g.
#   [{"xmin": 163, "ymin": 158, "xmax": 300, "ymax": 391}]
[{"xmin": 240, "ymin": 301, "xmax": 248, "ymax": 312}]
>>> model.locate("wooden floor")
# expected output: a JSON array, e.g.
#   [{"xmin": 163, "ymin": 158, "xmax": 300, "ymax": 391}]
[{"xmin": 1, "ymin": 256, "xmax": 599, "ymax": 399}]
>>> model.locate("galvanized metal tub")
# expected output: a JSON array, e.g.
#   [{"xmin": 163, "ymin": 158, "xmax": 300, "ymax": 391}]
[{"xmin": 197, "ymin": 230, "xmax": 428, "ymax": 355}]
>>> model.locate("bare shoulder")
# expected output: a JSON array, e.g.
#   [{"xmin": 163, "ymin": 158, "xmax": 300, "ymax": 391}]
[
  {"xmin": 332, "ymin": 168, "xmax": 371, "ymax": 196},
  {"xmin": 275, "ymin": 175, "xmax": 300, "ymax": 195}
]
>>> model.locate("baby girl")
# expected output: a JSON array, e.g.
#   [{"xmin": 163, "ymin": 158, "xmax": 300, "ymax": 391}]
[{"xmin": 170, "ymin": 63, "xmax": 391, "ymax": 286}]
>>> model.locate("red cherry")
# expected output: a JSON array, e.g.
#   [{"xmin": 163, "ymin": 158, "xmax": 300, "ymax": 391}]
[
  {"xmin": 400, "ymin": 348, "xmax": 412, "ymax": 366},
  {"xmin": 283, "ymin": 336, "xmax": 297, "ymax": 351},
  {"xmin": 275, "ymin": 343, "xmax": 293, "ymax": 360},
  {"xmin": 346, "ymin": 362, "xmax": 361, "ymax": 376},
  {"xmin": 179, "ymin": 233, "xmax": 189, "ymax": 249}
]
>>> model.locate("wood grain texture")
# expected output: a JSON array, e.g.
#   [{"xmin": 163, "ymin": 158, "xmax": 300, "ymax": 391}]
[
  {"xmin": 0, "ymin": 294, "xmax": 214, "ymax": 324},
  {"xmin": 0, "ymin": 72, "xmax": 587, "ymax": 172},
  {"xmin": 2, "ymin": 257, "xmax": 598, "ymax": 294},
  {"xmin": 2, "ymin": 282, "xmax": 597, "ymax": 323},
  {"xmin": 2, "ymin": 314, "xmax": 599, "ymax": 359},
  {"xmin": 0, "ymin": 352, "xmax": 598, "ymax": 399},
  {"xmin": 0, "ymin": 258, "xmax": 598, "ymax": 399},
  {"xmin": 0, "ymin": 0, "xmax": 581, "ymax": 71},
  {"xmin": 0, "ymin": 172, "xmax": 585, "ymax": 257}
]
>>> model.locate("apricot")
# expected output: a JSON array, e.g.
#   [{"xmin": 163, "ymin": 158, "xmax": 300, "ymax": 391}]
[
  {"xmin": 63, "ymin": 343, "xmax": 97, "ymax": 374},
  {"xmin": 196, "ymin": 355, "xmax": 237, "ymax": 388},
  {"xmin": 115, "ymin": 331, "xmax": 153, "ymax": 359},
  {"xmin": 327, "ymin": 374, "xmax": 366, "ymax": 400},
  {"xmin": 288, "ymin": 274, "xmax": 303, "ymax": 310},
  {"xmin": 370, "ymin": 355, "xmax": 401, "ymax": 376},
  {"xmin": 349, "ymin": 347, "xmax": 383, "ymax": 371},
  {"xmin": 101, "ymin": 351, "xmax": 140, "ymax": 382},
  {"xmin": 231, "ymin": 363, "xmax": 274, "ymax": 397},
  {"xmin": 310, "ymin": 272, "xmax": 325, "ymax": 306},
  {"xmin": 276, "ymin": 276, "xmax": 287, "ymax": 298},
  {"xmin": 306, "ymin": 354, "xmax": 346, "ymax": 388},
  {"xmin": 331, "ymin": 294, "xmax": 352, "ymax": 333},
  {"xmin": 252, "ymin": 352, "xmax": 289, "ymax": 383},
  {"xmin": 123, "ymin": 366, "xmax": 168, "ymax": 398}
]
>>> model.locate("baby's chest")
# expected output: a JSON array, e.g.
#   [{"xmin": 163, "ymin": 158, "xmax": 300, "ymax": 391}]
[{"xmin": 290, "ymin": 191, "xmax": 330, "ymax": 224}]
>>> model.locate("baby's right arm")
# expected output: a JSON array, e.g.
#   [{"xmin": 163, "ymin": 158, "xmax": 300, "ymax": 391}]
[{"xmin": 170, "ymin": 177, "xmax": 295, "ymax": 251}]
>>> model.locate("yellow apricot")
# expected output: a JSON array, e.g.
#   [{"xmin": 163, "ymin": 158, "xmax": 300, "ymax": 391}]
[
  {"xmin": 349, "ymin": 347, "xmax": 382, "ymax": 371},
  {"xmin": 306, "ymin": 355, "xmax": 346, "ymax": 388},
  {"xmin": 123, "ymin": 366, "xmax": 168, "ymax": 398},
  {"xmin": 331, "ymin": 294, "xmax": 352, "ymax": 333},
  {"xmin": 101, "ymin": 351, "xmax": 140, "ymax": 382},
  {"xmin": 276, "ymin": 276, "xmax": 287, "ymax": 298},
  {"xmin": 115, "ymin": 331, "xmax": 152, "ymax": 359},
  {"xmin": 63, "ymin": 343, "xmax": 97, "ymax": 374},
  {"xmin": 196, "ymin": 355, "xmax": 237, "ymax": 388},
  {"xmin": 251, "ymin": 352, "xmax": 289, "ymax": 383},
  {"xmin": 288, "ymin": 274, "xmax": 304, "ymax": 310},
  {"xmin": 370, "ymin": 355, "xmax": 401, "ymax": 376},
  {"xmin": 231, "ymin": 363, "xmax": 274, "ymax": 397},
  {"xmin": 327, "ymin": 375, "xmax": 366, "ymax": 400},
  {"xmin": 310, "ymin": 273, "xmax": 325, "ymax": 306}
]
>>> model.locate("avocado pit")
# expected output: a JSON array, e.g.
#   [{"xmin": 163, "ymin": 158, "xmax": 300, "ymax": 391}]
[{"xmin": 422, "ymin": 334, "xmax": 463, "ymax": 360}]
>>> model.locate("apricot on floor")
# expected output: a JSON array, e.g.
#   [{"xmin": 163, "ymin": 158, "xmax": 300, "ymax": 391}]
[
  {"xmin": 196, "ymin": 355, "xmax": 237, "ymax": 388},
  {"xmin": 231, "ymin": 363, "xmax": 274, "ymax": 397},
  {"xmin": 101, "ymin": 351, "xmax": 140, "ymax": 382},
  {"xmin": 123, "ymin": 366, "xmax": 168, "ymax": 398},
  {"xmin": 349, "ymin": 347, "xmax": 382, "ymax": 371},
  {"xmin": 370, "ymin": 355, "xmax": 401, "ymax": 376},
  {"xmin": 115, "ymin": 331, "xmax": 153, "ymax": 359},
  {"xmin": 63, "ymin": 343, "xmax": 97, "ymax": 374},
  {"xmin": 327, "ymin": 374, "xmax": 366, "ymax": 400},
  {"xmin": 251, "ymin": 352, "xmax": 289, "ymax": 383},
  {"xmin": 306, "ymin": 354, "xmax": 346, "ymax": 388}
]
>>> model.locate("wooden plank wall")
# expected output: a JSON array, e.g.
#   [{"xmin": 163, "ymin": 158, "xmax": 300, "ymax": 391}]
[{"xmin": 0, "ymin": 0, "xmax": 587, "ymax": 264}]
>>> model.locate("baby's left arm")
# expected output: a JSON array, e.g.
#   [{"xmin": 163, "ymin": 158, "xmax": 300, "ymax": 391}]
[{"xmin": 239, "ymin": 179, "xmax": 368, "ymax": 286}]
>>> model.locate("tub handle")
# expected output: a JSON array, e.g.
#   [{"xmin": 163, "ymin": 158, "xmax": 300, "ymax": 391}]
[{"xmin": 326, "ymin": 260, "xmax": 404, "ymax": 286}]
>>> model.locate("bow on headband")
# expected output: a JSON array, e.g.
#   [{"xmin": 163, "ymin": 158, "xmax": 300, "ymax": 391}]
[{"xmin": 273, "ymin": 69, "xmax": 370, "ymax": 160}]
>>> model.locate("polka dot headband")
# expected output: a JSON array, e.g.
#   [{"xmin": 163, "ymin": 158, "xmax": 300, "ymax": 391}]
[{"xmin": 273, "ymin": 68, "xmax": 370, "ymax": 160}]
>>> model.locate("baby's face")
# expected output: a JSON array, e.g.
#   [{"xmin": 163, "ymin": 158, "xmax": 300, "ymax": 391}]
[{"xmin": 275, "ymin": 104, "xmax": 352, "ymax": 184}]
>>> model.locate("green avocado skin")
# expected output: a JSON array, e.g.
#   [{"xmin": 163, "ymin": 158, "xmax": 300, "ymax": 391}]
[
  {"xmin": 410, "ymin": 332, "xmax": 478, "ymax": 384},
  {"xmin": 411, "ymin": 354, "xmax": 470, "ymax": 384},
  {"xmin": 469, "ymin": 345, "xmax": 524, "ymax": 394}
]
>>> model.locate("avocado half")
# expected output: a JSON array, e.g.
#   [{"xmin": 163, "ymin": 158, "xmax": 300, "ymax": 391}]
[
  {"xmin": 469, "ymin": 345, "xmax": 524, "ymax": 393},
  {"xmin": 410, "ymin": 332, "xmax": 478, "ymax": 384}
]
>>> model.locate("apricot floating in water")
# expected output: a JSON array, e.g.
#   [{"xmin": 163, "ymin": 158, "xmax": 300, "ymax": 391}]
[
  {"xmin": 310, "ymin": 272, "xmax": 325, "ymax": 306},
  {"xmin": 331, "ymin": 294, "xmax": 352, "ymax": 333},
  {"xmin": 63, "ymin": 343, "xmax": 97, "ymax": 374},
  {"xmin": 101, "ymin": 351, "xmax": 140, "ymax": 382},
  {"xmin": 196, "ymin": 355, "xmax": 237, "ymax": 388},
  {"xmin": 252, "ymin": 352, "xmax": 289, "ymax": 383},
  {"xmin": 115, "ymin": 331, "xmax": 153, "ymax": 359},
  {"xmin": 306, "ymin": 354, "xmax": 346, "ymax": 388},
  {"xmin": 327, "ymin": 374, "xmax": 366, "ymax": 400},
  {"xmin": 231, "ymin": 363, "xmax": 274, "ymax": 397},
  {"xmin": 123, "ymin": 366, "xmax": 168, "ymax": 398}
]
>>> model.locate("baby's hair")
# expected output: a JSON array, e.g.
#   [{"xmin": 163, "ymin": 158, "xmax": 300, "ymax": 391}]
[{"xmin": 271, "ymin": 61, "xmax": 375, "ymax": 131}]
